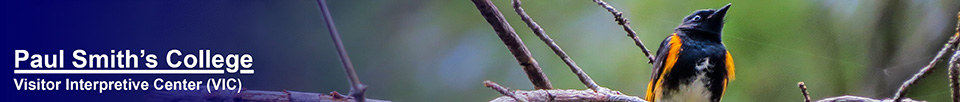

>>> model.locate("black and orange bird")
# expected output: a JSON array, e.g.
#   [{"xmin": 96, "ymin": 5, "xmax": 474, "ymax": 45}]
[{"xmin": 645, "ymin": 4, "xmax": 735, "ymax": 102}]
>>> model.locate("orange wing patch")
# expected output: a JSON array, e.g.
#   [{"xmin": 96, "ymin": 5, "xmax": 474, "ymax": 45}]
[
  {"xmin": 720, "ymin": 51, "xmax": 735, "ymax": 101},
  {"xmin": 725, "ymin": 51, "xmax": 735, "ymax": 80},
  {"xmin": 645, "ymin": 33, "xmax": 683, "ymax": 101},
  {"xmin": 645, "ymin": 76, "xmax": 657, "ymax": 100}
]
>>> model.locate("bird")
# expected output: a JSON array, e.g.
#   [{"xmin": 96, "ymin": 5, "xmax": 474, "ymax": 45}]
[{"xmin": 645, "ymin": 4, "xmax": 735, "ymax": 102}]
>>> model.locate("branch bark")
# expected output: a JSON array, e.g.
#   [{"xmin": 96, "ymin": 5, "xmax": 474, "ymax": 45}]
[
  {"xmin": 592, "ymin": 0, "xmax": 655, "ymax": 63},
  {"xmin": 948, "ymin": 50, "xmax": 960, "ymax": 102},
  {"xmin": 798, "ymin": 82, "xmax": 812, "ymax": 102},
  {"xmin": 510, "ymin": 0, "xmax": 600, "ymax": 90},
  {"xmin": 950, "ymin": 12, "xmax": 960, "ymax": 102},
  {"xmin": 484, "ymin": 80, "xmax": 525, "ymax": 102},
  {"xmin": 796, "ymin": 83, "xmax": 923, "ymax": 102},
  {"xmin": 471, "ymin": 0, "xmax": 553, "ymax": 89},
  {"xmin": 815, "ymin": 96, "xmax": 922, "ymax": 102},
  {"xmin": 484, "ymin": 81, "xmax": 645, "ymax": 102}
]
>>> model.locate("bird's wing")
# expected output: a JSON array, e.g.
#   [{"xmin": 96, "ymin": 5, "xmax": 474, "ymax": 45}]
[
  {"xmin": 724, "ymin": 51, "xmax": 735, "ymax": 80},
  {"xmin": 646, "ymin": 33, "xmax": 683, "ymax": 101}
]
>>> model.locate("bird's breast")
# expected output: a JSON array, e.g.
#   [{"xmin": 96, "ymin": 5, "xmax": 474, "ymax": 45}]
[{"xmin": 658, "ymin": 73, "xmax": 714, "ymax": 102}]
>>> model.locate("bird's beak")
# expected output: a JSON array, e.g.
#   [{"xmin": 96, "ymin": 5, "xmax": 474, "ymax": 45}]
[{"xmin": 709, "ymin": 3, "xmax": 731, "ymax": 21}]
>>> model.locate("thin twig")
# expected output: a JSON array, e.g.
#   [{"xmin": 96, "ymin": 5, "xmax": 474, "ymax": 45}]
[
  {"xmin": 511, "ymin": 0, "xmax": 600, "ymax": 90},
  {"xmin": 484, "ymin": 80, "xmax": 525, "ymax": 102},
  {"xmin": 951, "ymin": 12, "xmax": 960, "ymax": 102},
  {"xmin": 471, "ymin": 0, "xmax": 553, "ymax": 89},
  {"xmin": 798, "ymin": 82, "xmax": 811, "ymax": 102},
  {"xmin": 949, "ymin": 50, "xmax": 960, "ymax": 102},
  {"xmin": 592, "ymin": 0, "xmax": 655, "ymax": 63},
  {"xmin": 316, "ymin": 0, "xmax": 367, "ymax": 101},
  {"xmin": 891, "ymin": 12, "xmax": 960, "ymax": 102}
]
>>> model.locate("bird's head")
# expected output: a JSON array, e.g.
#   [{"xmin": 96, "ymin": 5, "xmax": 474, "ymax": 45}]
[{"xmin": 677, "ymin": 4, "xmax": 730, "ymax": 34}]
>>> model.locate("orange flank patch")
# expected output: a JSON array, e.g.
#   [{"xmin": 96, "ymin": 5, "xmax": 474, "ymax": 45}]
[
  {"xmin": 721, "ymin": 78, "xmax": 728, "ymax": 100},
  {"xmin": 646, "ymin": 33, "xmax": 683, "ymax": 101},
  {"xmin": 725, "ymin": 51, "xmax": 735, "ymax": 80},
  {"xmin": 645, "ymin": 76, "xmax": 657, "ymax": 100},
  {"xmin": 720, "ymin": 51, "xmax": 735, "ymax": 101}
]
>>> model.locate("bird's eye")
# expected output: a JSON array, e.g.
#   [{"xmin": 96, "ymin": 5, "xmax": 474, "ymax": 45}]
[{"xmin": 691, "ymin": 15, "xmax": 701, "ymax": 21}]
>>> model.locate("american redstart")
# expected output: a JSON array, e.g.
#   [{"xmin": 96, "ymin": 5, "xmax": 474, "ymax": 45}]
[{"xmin": 645, "ymin": 4, "xmax": 735, "ymax": 102}]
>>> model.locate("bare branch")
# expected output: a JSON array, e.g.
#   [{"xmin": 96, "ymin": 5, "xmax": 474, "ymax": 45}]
[
  {"xmin": 949, "ymin": 50, "xmax": 960, "ymax": 102},
  {"xmin": 815, "ymin": 96, "xmax": 922, "ymax": 102},
  {"xmin": 487, "ymin": 86, "xmax": 646, "ymax": 102},
  {"xmin": 796, "ymin": 82, "xmax": 925, "ymax": 102},
  {"xmin": 591, "ymin": 0, "xmax": 655, "ymax": 63},
  {"xmin": 510, "ymin": 0, "xmax": 600, "ymax": 90},
  {"xmin": 892, "ymin": 11, "xmax": 960, "ymax": 102},
  {"xmin": 471, "ymin": 0, "xmax": 553, "ymax": 89},
  {"xmin": 475, "ymin": 1, "xmax": 646, "ymax": 101},
  {"xmin": 316, "ymin": 0, "xmax": 368, "ymax": 101},
  {"xmin": 798, "ymin": 82, "xmax": 811, "ymax": 102},
  {"xmin": 148, "ymin": 89, "xmax": 390, "ymax": 102},
  {"xmin": 484, "ymin": 81, "xmax": 526, "ymax": 102},
  {"xmin": 951, "ymin": 12, "xmax": 960, "ymax": 102},
  {"xmin": 817, "ymin": 96, "xmax": 880, "ymax": 102}
]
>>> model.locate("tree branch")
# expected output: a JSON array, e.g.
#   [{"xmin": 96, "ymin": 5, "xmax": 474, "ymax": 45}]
[
  {"xmin": 471, "ymin": 0, "xmax": 553, "ymax": 89},
  {"xmin": 316, "ymin": 0, "xmax": 368, "ymax": 101},
  {"xmin": 591, "ymin": 0, "xmax": 655, "ymax": 63},
  {"xmin": 949, "ymin": 50, "xmax": 960, "ymax": 102},
  {"xmin": 892, "ymin": 11, "xmax": 960, "ymax": 102},
  {"xmin": 796, "ymin": 82, "xmax": 922, "ymax": 102},
  {"xmin": 484, "ymin": 80, "xmax": 525, "ymax": 102},
  {"xmin": 485, "ymin": 81, "xmax": 646, "ymax": 102},
  {"xmin": 950, "ymin": 12, "xmax": 960, "ymax": 102},
  {"xmin": 798, "ymin": 82, "xmax": 811, "ymax": 102},
  {"xmin": 510, "ymin": 0, "xmax": 600, "ymax": 90},
  {"xmin": 797, "ymin": 12, "xmax": 958, "ymax": 102},
  {"xmin": 815, "ymin": 95, "xmax": 922, "ymax": 102},
  {"xmin": 148, "ymin": 89, "xmax": 390, "ymax": 102},
  {"xmin": 472, "ymin": 0, "xmax": 647, "ymax": 101}
]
